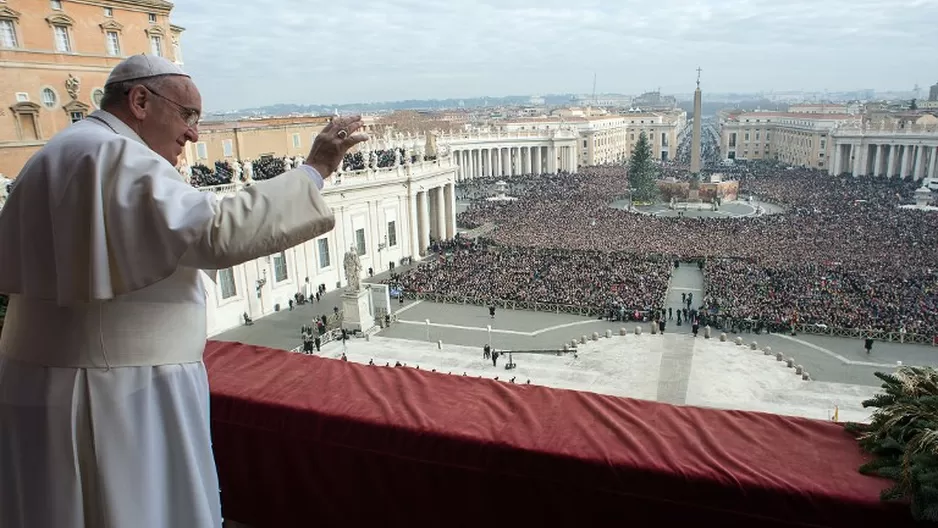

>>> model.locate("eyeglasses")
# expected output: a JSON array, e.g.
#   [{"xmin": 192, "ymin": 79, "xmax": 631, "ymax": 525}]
[{"xmin": 144, "ymin": 87, "xmax": 201, "ymax": 128}]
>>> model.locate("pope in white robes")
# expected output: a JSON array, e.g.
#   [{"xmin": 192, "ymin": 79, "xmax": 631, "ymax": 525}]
[{"xmin": 0, "ymin": 54, "xmax": 367, "ymax": 528}]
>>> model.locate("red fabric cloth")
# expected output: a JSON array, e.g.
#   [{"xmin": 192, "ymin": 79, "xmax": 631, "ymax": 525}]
[{"xmin": 205, "ymin": 340, "xmax": 914, "ymax": 528}]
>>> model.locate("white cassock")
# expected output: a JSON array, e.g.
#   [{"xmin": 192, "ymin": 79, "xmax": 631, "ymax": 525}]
[{"xmin": 0, "ymin": 110, "xmax": 335, "ymax": 528}]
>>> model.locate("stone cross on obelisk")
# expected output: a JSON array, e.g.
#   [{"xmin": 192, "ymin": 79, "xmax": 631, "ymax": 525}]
[{"xmin": 690, "ymin": 67, "xmax": 703, "ymax": 174}]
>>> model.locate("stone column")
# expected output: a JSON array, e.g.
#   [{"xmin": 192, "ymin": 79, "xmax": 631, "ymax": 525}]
[
  {"xmin": 427, "ymin": 188, "xmax": 439, "ymax": 241},
  {"xmin": 886, "ymin": 144, "xmax": 897, "ymax": 178},
  {"xmin": 444, "ymin": 183, "xmax": 455, "ymax": 239},
  {"xmin": 928, "ymin": 147, "xmax": 938, "ymax": 178},
  {"xmin": 417, "ymin": 191, "xmax": 430, "ymax": 257},
  {"xmin": 900, "ymin": 145, "xmax": 911, "ymax": 178},
  {"xmin": 913, "ymin": 145, "xmax": 924, "ymax": 180},
  {"xmin": 409, "ymin": 192, "xmax": 419, "ymax": 258},
  {"xmin": 493, "ymin": 148, "xmax": 501, "ymax": 177},
  {"xmin": 851, "ymin": 144, "xmax": 860, "ymax": 178},
  {"xmin": 435, "ymin": 186, "xmax": 446, "ymax": 241},
  {"xmin": 534, "ymin": 147, "xmax": 542, "ymax": 174},
  {"xmin": 830, "ymin": 144, "xmax": 840, "ymax": 175},
  {"xmin": 873, "ymin": 144, "xmax": 883, "ymax": 177}
]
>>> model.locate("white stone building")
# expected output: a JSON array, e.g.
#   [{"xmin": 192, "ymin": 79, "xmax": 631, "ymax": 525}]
[{"xmin": 203, "ymin": 156, "xmax": 458, "ymax": 335}]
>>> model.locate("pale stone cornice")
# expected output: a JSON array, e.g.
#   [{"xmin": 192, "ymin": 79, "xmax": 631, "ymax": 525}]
[
  {"xmin": 99, "ymin": 20, "xmax": 124, "ymax": 33},
  {"xmin": 145, "ymin": 25, "xmax": 166, "ymax": 37},
  {"xmin": 63, "ymin": 100, "xmax": 90, "ymax": 113},
  {"xmin": 45, "ymin": 13, "xmax": 76, "ymax": 26},
  {"xmin": 0, "ymin": 6, "xmax": 22, "ymax": 19},
  {"xmin": 170, "ymin": 23, "xmax": 185, "ymax": 33},
  {"xmin": 10, "ymin": 101, "xmax": 40, "ymax": 114},
  {"xmin": 67, "ymin": 0, "xmax": 174, "ymax": 14}
]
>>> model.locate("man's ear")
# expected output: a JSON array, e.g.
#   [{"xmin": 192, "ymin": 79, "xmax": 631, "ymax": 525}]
[{"xmin": 127, "ymin": 85, "xmax": 150, "ymax": 120}]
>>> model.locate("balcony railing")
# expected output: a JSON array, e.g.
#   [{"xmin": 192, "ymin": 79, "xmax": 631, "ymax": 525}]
[{"xmin": 196, "ymin": 156, "xmax": 456, "ymax": 195}]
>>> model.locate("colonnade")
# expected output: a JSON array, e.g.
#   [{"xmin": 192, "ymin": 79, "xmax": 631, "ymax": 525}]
[
  {"xmin": 831, "ymin": 142, "xmax": 938, "ymax": 179},
  {"xmin": 410, "ymin": 182, "xmax": 456, "ymax": 257},
  {"xmin": 451, "ymin": 144, "xmax": 577, "ymax": 181}
]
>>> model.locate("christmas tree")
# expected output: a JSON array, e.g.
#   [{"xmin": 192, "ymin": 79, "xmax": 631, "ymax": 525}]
[
  {"xmin": 627, "ymin": 131, "xmax": 659, "ymax": 203},
  {"xmin": 845, "ymin": 366, "xmax": 938, "ymax": 521}
]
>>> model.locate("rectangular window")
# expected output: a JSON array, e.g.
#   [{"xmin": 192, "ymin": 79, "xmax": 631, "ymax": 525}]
[
  {"xmin": 820, "ymin": 140, "xmax": 826, "ymax": 149},
  {"xmin": 222, "ymin": 139, "xmax": 233, "ymax": 157},
  {"xmin": 273, "ymin": 251, "xmax": 288, "ymax": 282},
  {"xmin": 765, "ymin": 133, "xmax": 770, "ymax": 141},
  {"xmin": 0, "ymin": 20, "xmax": 17, "ymax": 48},
  {"xmin": 54, "ymin": 25, "xmax": 71, "ymax": 52},
  {"xmin": 104, "ymin": 7, "xmax": 113, "ymax": 17},
  {"xmin": 317, "ymin": 238, "xmax": 330, "ymax": 268},
  {"xmin": 106, "ymin": 31, "xmax": 120, "ymax": 56},
  {"xmin": 150, "ymin": 35, "xmax": 162, "ymax": 57},
  {"xmin": 219, "ymin": 268, "xmax": 237, "ymax": 299},
  {"xmin": 292, "ymin": 133, "xmax": 301, "ymax": 148},
  {"xmin": 387, "ymin": 221, "xmax": 397, "ymax": 247},
  {"xmin": 354, "ymin": 228, "xmax": 366, "ymax": 256},
  {"xmin": 755, "ymin": 132, "xmax": 760, "ymax": 141},
  {"xmin": 70, "ymin": 111, "xmax": 84, "ymax": 123},
  {"xmin": 50, "ymin": 0, "xmax": 63, "ymax": 10},
  {"xmin": 148, "ymin": 13, "xmax": 157, "ymax": 23},
  {"xmin": 196, "ymin": 142, "xmax": 207, "ymax": 160},
  {"xmin": 744, "ymin": 132, "xmax": 750, "ymax": 141}
]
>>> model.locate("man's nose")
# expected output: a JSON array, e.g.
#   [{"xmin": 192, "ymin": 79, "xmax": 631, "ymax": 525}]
[{"xmin": 185, "ymin": 125, "xmax": 199, "ymax": 143}]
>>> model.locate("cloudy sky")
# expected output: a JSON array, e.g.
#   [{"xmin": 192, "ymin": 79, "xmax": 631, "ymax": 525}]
[{"xmin": 171, "ymin": 0, "xmax": 938, "ymax": 111}]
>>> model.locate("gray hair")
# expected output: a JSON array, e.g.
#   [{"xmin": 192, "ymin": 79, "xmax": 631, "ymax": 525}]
[{"xmin": 99, "ymin": 75, "xmax": 176, "ymax": 111}]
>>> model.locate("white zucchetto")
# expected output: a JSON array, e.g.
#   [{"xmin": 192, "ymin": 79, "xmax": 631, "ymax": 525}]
[{"xmin": 105, "ymin": 54, "xmax": 189, "ymax": 86}]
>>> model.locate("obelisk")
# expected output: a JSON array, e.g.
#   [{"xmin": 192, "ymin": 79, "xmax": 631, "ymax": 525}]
[{"xmin": 690, "ymin": 67, "xmax": 702, "ymax": 174}]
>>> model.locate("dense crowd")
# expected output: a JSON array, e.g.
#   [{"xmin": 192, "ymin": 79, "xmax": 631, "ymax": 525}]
[
  {"xmin": 393, "ymin": 239, "xmax": 671, "ymax": 311},
  {"xmin": 417, "ymin": 158, "xmax": 938, "ymax": 335}
]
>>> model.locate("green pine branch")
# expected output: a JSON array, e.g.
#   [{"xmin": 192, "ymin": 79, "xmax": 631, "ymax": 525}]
[{"xmin": 847, "ymin": 366, "xmax": 938, "ymax": 521}]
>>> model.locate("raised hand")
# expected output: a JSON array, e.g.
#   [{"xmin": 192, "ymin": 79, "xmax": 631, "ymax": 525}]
[{"xmin": 305, "ymin": 115, "xmax": 369, "ymax": 178}]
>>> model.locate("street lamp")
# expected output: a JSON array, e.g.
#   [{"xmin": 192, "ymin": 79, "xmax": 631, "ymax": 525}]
[{"xmin": 627, "ymin": 187, "xmax": 637, "ymax": 211}]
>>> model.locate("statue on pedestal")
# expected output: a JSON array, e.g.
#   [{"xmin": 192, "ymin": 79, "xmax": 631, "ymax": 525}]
[
  {"xmin": 242, "ymin": 160, "xmax": 254, "ymax": 182},
  {"xmin": 344, "ymin": 246, "xmax": 362, "ymax": 292},
  {"xmin": 178, "ymin": 161, "xmax": 192, "ymax": 183},
  {"xmin": 394, "ymin": 148, "xmax": 402, "ymax": 167},
  {"xmin": 369, "ymin": 150, "xmax": 378, "ymax": 170},
  {"xmin": 284, "ymin": 157, "xmax": 294, "ymax": 170},
  {"xmin": 232, "ymin": 160, "xmax": 242, "ymax": 182}
]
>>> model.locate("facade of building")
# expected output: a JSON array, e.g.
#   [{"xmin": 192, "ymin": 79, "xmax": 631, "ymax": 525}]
[
  {"xmin": 828, "ymin": 117, "xmax": 938, "ymax": 179},
  {"xmin": 204, "ymin": 156, "xmax": 458, "ymax": 335},
  {"xmin": 719, "ymin": 111, "xmax": 853, "ymax": 169},
  {"xmin": 0, "ymin": 0, "xmax": 183, "ymax": 177},
  {"xmin": 499, "ymin": 110, "xmax": 687, "ymax": 166},
  {"xmin": 929, "ymin": 81, "xmax": 938, "ymax": 102},
  {"xmin": 720, "ymin": 108, "xmax": 938, "ymax": 175}
]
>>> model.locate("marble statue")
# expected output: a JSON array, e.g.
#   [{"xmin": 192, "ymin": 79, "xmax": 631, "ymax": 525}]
[
  {"xmin": 178, "ymin": 161, "xmax": 192, "ymax": 183},
  {"xmin": 369, "ymin": 150, "xmax": 378, "ymax": 170},
  {"xmin": 232, "ymin": 160, "xmax": 242, "ymax": 181},
  {"xmin": 242, "ymin": 160, "xmax": 254, "ymax": 181},
  {"xmin": 343, "ymin": 246, "xmax": 362, "ymax": 292},
  {"xmin": 284, "ymin": 156, "xmax": 294, "ymax": 170},
  {"xmin": 394, "ymin": 148, "xmax": 402, "ymax": 166}
]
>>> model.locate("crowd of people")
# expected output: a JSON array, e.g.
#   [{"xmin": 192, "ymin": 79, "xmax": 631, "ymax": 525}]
[
  {"xmin": 403, "ymin": 157, "xmax": 938, "ymax": 336},
  {"xmin": 392, "ymin": 239, "xmax": 671, "ymax": 312}
]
